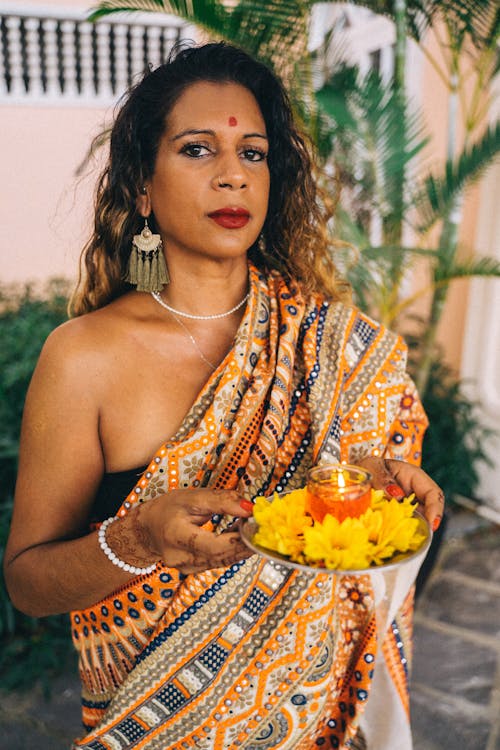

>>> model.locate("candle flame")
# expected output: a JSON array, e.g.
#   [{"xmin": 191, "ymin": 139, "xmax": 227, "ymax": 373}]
[{"xmin": 338, "ymin": 470, "xmax": 346, "ymax": 489}]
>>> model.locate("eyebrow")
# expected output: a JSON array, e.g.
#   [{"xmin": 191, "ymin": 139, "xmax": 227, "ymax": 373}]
[{"xmin": 171, "ymin": 128, "xmax": 268, "ymax": 142}]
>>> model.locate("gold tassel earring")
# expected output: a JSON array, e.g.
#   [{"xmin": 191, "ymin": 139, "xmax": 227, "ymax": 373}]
[{"xmin": 125, "ymin": 219, "xmax": 169, "ymax": 292}]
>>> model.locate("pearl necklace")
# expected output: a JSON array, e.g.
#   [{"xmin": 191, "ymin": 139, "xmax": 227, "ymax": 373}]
[{"xmin": 150, "ymin": 290, "xmax": 250, "ymax": 320}]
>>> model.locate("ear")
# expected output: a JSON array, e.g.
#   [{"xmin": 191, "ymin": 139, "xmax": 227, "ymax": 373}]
[{"xmin": 136, "ymin": 185, "xmax": 152, "ymax": 217}]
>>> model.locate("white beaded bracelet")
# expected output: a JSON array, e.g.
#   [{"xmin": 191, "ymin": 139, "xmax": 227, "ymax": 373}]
[{"xmin": 97, "ymin": 516, "xmax": 157, "ymax": 576}]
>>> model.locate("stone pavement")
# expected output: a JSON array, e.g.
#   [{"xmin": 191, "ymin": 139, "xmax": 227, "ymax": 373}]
[
  {"xmin": 0, "ymin": 510, "xmax": 499, "ymax": 750},
  {"xmin": 411, "ymin": 513, "xmax": 500, "ymax": 750}
]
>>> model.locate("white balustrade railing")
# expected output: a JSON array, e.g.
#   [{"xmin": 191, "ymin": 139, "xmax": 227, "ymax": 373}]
[{"xmin": 0, "ymin": 3, "xmax": 188, "ymax": 105}]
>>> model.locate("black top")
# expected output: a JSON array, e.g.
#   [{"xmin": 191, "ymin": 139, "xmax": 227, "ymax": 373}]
[{"xmin": 91, "ymin": 466, "xmax": 147, "ymax": 522}]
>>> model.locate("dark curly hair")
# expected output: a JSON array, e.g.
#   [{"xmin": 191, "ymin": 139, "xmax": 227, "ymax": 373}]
[{"xmin": 71, "ymin": 42, "xmax": 348, "ymax": 315}]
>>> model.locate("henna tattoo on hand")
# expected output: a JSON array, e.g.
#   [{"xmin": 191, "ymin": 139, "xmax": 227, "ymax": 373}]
[
  {"xmin": 106, "ymin": 508, "xmax": 159, "ymax": 567},
  {"xmin": 130, "ymin": 507, "xmax": 159, "ymax": 556}
]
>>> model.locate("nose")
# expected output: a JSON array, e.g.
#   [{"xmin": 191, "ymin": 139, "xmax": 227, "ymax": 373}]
[{"xmin": 212, "ymin": 155, "xmax": 247, "ymax": 190}]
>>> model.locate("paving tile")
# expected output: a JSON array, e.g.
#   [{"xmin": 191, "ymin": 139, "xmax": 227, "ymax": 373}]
[
  {"xmin": 410, "ymin": 685, "xmax": 491, "ymax": 750},
  {"xmin": 443, "ymin": 510, "xmax": 491, "ymax": 541},
  {"xmin": 27, "ymin": 673, "xmax": 82, "ymax": 738},
  {"xmin": 442, "ymin": 528, "xmax": 500, "ymax": 584},
  {"xmin": 420, "ymin": 575, "xmax": 500, "ymax": 638},
  {"xmin": 409, "ymin": 729, "xmax": 443, "ymax": 750},
  {"xmin": 0, "ymin": 674, "xmax": 82, "ymax": 750},
  {"xmin": 412, "ymin": 623, "xmax": 497, "ymax": 706},
  {"xmin": 0, "ymin": 721, "xmax": 73, "ymax": 750}
]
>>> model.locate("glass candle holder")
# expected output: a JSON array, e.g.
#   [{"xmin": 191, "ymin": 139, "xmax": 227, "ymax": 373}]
[{"xmin": 306, "ymin": 464, "xmax": 372, "ymax": 523}]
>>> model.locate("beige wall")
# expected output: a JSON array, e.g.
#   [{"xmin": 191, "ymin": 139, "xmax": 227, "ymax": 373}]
[
  {"xmin": 417, "ymin": 30, "xmax": 466, "ymax": 370},
  {"xmin": 1, "ymin": 105, "xmax": 110, "ymax": 284}
]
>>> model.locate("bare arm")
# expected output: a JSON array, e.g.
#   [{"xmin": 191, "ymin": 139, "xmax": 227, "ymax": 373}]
[{"xmin": 3, "ymin": 323, "xmax": 252, "ymax": 617}]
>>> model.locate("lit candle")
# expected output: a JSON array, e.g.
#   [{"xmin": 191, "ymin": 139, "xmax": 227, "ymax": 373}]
[{"xmin": 306, "ymin": 464, "xmax": 372, "ymax": 523}]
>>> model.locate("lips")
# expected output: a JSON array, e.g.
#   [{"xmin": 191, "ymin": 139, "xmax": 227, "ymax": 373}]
[{"xmin": 208, "ymin": 207, "xmax": 250, "ymax": 229}]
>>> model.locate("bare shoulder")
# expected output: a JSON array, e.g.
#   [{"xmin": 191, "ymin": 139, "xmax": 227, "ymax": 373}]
[
  {"xmin": 45, "ymin": 295, "xmax": 128, "ymax": 345},
  {"xmin": 39, "ymin": 292, "xmax": 144, "ymax": 373},
  {"xmin": 25, "ymin": 298, "xmax": 137, "ymax": 423}
]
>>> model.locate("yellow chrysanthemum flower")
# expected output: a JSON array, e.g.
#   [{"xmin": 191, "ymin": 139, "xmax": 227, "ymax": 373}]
[
  {"xmin": 369, "ymin": 489, "xmax": 387, "ymax": 509},
  {"xmin": 362, "ymin": 495, "xmax": 426, "ymax": 564},
  {"xmin": 250, "ymin": 487, "xmax": 427, "ymax": 570},
  {"xmin": 303, "ymin": 515, "xmax": 372, "ymax": 570},
  {"xmin": 253, "ymin": 489, "xmax": 312, "ymax": 557}
]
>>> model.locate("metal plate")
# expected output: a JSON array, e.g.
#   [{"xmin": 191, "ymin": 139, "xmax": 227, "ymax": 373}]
[{"xmin": 239, "ymin": 510, "xmax": 432, "ymax": 576}]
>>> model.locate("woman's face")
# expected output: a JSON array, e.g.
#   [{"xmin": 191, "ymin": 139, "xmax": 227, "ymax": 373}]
[{"xmin": 139, "ymin": 81, "xmax": 270, "ymax": 266}]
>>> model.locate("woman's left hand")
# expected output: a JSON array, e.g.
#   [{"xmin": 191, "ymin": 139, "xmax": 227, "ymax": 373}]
[{"xmin": 358, "ymin": 456, "xmax": 444, "ymax": 531}]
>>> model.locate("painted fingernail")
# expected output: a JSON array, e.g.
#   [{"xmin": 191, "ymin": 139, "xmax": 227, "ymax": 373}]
[
  {"xmin": 386, "ymin": 483, "xmax": 405, "ymax": 499},
  {"xmin": 239, "ymin": 499, "xmax": 254, "ymax": 512},
  {"xmin": 432, "ymin": 516, "xmax": 442, "ymax": 532}
]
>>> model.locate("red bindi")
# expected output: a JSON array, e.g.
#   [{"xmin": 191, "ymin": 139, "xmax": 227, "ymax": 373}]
[{"xmin": 228, "ymin": 116, "xmax": 237, "ymax": 127}]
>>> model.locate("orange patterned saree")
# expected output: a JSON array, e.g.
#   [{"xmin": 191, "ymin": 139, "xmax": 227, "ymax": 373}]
[{"xmin": 71, "ymin": 265, "xmax": 427, "ymax": 750}]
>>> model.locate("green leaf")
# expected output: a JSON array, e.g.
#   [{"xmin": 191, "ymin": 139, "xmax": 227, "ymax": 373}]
[
  {"xmin": 431, "ymin": 0, "xmax": 499, "ymax": 51},
  {"xmin": 317, "ymin": 65, "xmax": 428, "ymax": 233},
  {"xmin": 0, "ymin": 284, "xmax": 74, "ymax": 693},
  {"xmin": 416, "ymin": 120, "xmax": 500, "ymax": 233},
  {"xmin": 434, "ymin": 255, "xmax": 500, "ymax": 283},
  {"xmin": 89, "ymin": 1, "xmax": 309, "ymax": 67},
  {"xmin": 0, "ymin": 283, "xmax": 69, "ymax": 495},
  {"xmin": 89, "ymin": 0, "xmax": 168, "ymax": 18}
]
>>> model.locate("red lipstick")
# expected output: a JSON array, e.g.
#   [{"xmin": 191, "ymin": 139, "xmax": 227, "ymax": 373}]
[{"xmin": 208, "ymin": 207, "xmax": 250, "ymax": 228}]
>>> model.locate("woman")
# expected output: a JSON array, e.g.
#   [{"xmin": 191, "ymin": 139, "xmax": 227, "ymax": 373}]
[{"xmin": 5, "ymin": 43, "xmax": 443, "ymax": 749}]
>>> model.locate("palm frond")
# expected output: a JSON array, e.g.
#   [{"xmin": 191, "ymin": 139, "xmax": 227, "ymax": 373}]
[
  {"xmin": 89, "ymin": 0, "xmax": 194, "ymax": 22},
  {"xmin": 216, "ymin": 1, "xmax": 308, "ymax": 65},
  {"xmin": 332, "ymin": 206, "xmax": 371, "ymax": 249},
  {"xmin": 88, "ymin": 0, "xmax": 232, "ymax": 53},
  {"xmin": 434, "ymin": 256, "xmax": 500, "ymax": 283},
  {"xmin": 428, "ymin": 0, "xmax": 499, "ymax": 50},
  {"xmin": 309, "ymin": 0, "xmax": 432, "ymax": 42},
  {"xmin": 90, "ymin": 1, "xmax": 311, "ymax": 104},
  {"xmin": 89, "ymin": 0, "xmax": 309, "ymax": 68},
  {"xmin": 330, "ymin": 0, "xmax": 499, "ymax": 47},
  {"xmin": 332, "ymin": 207, "xmax": 439, "ymax": 319},
  {"xmin": 317, "ymin": 66, "xmax": 427, "ymax": 225},
  {"xmin": 362, "ymin": 245, "xmax": 439, "ymax": 261},
  {"xmin": 483, "ymin": 3, "xmax": 500, "ymax": 48},
  {"xmin": 416, "ymin": 121, "xmax": 500, "ymax": 233}
]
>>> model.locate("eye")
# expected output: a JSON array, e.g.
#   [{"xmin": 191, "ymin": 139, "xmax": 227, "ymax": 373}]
[
  {"xmin": 242, "ymin": 147, "xmax": 267, "ymax": 162},
  {"xmin": 180, "ymin": 143, "xmax": 211, "ymax": 158}
]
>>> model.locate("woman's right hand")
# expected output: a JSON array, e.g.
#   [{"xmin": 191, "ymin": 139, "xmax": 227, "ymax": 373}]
[{"xmin": 107, "ymin": 489, "xmax": 254, "ymax": 575}]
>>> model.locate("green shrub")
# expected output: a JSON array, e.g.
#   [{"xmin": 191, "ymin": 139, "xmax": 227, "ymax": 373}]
[
  {"xmin": 0, "ymin": 279, "xmax": 70, "ymax": 491},
  {"xmin": 0, "ymin": 280, "xmax": 77, "ymax": 692}
]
